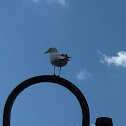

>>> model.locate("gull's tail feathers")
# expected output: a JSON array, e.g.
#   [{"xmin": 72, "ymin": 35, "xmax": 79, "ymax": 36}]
[{"xmin": 65, "ymin": 54, "xmax": 72, "ymax": 61}]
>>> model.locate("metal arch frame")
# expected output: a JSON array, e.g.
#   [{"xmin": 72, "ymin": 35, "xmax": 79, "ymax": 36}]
[{"xmin": 3, "ymin": 75, "xmax": 90, "ymax": 126}]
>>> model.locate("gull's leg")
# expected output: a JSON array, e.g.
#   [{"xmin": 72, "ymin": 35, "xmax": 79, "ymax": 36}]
[
  {"xmin": 53, "ymin": 66, "xmax": 56, "ymax": 76},
  {"xmin": 58, "ymin": 67, "xmax": 61, "ymax": 76}
]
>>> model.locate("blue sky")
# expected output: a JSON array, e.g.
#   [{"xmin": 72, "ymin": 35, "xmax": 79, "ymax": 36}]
[{"xmin": 0, "ymin": 0, "xmax": 126, "ymax": 126}]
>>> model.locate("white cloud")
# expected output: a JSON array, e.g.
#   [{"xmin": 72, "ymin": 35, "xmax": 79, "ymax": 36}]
[
  {"xmin": 58, "ymin": 0, "xmax": 66, "ymax": 5},
  {"xmin": 77, "ymin": 70, "xmax": 92, "ymax": 80},
  {"xmin": 32, "ymin": 0, "xmax": 39, "ymax": 3},
  {"xmin": 97, "ymin": 50, "xmax": 126, "ymax": 68},
  {"xmin": 46, "ymin": 0, "xmax": 66, "ymax": 5},
  {"xmin": 32, "ymin": 0, "xmax": 66, "ymax": 5}
]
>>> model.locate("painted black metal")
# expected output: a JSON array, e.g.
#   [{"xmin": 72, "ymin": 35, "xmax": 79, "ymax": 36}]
[
  {"xmin": 95, "ymin": 117, "xmax": 113, "ymax": 126},
  {"xmin": 3, "ymin": 75, "xmax": 90, "ymax": 126}
]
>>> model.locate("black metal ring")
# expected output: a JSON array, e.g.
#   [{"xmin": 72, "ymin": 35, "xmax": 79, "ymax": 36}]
[{"xmin": 3, "ymin": 75, "xmax": 90, "ymax": 126}]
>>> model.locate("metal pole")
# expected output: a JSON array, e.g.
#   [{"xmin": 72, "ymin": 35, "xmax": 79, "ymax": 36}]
[
  {"xmin": 95, "ymin": 117, "xmax": 113, "ymax": 126},
  {"xmin": 3, "ymin": 75, "xmax": 90, "ymax": 126}
]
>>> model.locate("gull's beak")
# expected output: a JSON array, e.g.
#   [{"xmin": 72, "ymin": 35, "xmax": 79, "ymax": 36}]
[{"xmin": 44, "ymin": 50, "xmax": 49, "ymax": 54}]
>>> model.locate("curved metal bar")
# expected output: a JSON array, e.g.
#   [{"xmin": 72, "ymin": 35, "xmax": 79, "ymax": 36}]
[{"xmin": 3, "ymin": 75, "xmax": 90, "ymax": 126}]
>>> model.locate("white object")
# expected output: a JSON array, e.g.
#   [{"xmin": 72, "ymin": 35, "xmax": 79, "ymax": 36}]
[{"xmin": 44, "ymin": 47, "xmax": 71, "ymax": 76}]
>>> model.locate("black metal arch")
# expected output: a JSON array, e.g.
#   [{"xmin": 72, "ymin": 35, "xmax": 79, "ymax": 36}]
[{"xmin": 3, "ymin": 75, "xmax": 90, "ymax": 126}]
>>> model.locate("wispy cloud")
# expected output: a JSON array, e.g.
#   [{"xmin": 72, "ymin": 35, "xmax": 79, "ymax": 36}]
[
  {"xmin": 58, "ymin": 0, "xmax": 66, "ymax": 5},
  {"xmin": 46, "ymin": 0, "xmax": 66, "ymax": 5},
  {"xmin": 32, "ymin": 0, "xmax": 39, "ymax": 3},
  {"xmin": 97, "ymin": 50, "xmax": 126, "ymax": 68},
  {"xmin": 76, "ymin": 70, "xmax": 92, "ymax": 80},
  {"xmin": 32, "ymin": 0, "xmax": 66, "ymax": 5}
]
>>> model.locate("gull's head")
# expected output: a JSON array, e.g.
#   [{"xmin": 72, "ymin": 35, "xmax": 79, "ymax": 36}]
[{"xmin": 44, "ymin": 47, "xmax": 58, "ymax": 54}]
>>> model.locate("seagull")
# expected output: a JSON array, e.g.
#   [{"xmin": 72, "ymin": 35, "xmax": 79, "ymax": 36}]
[{"xmin": 44, "ymin": 47, "xmax": 71, "ymax": 76}]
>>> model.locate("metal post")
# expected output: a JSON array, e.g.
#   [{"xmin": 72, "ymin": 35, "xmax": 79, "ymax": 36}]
[
  {"xmin": 95, "ymin": 117, "xmax": 113, "ymax": 126},
  {"xmin": 3, "ymin": 75, "xmax": 90, "ymax": 126}
]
